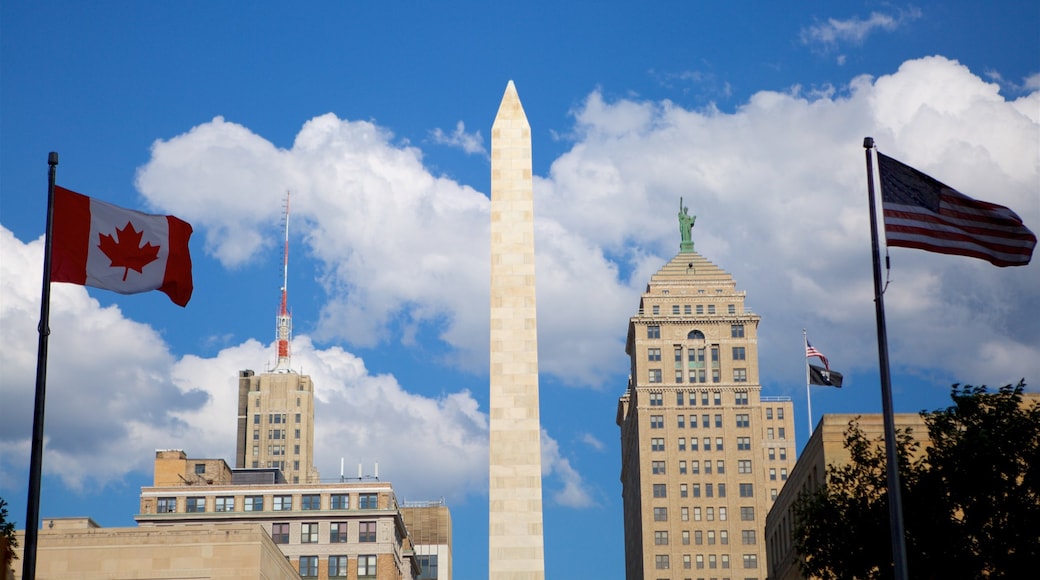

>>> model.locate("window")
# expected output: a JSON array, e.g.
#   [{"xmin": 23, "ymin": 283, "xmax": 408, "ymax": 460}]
[
  {"xmin": 244, "ymin": 496, "xmax": 263, "ymax": 511},
  {"xmin": 253, "ymin": 430, "xmax": 259, "ymax": 440},
  {"xmin": 722, "ymin": 553, "xmax": 731, "ymax": 568},
  {"xmin": 681, "ymin": 506, "xmax": 689, "ymax": 521},
  {"xmin": 772, "ymin": 488, "xmax": 779, "ymax": 500},
  {"xmin": 701, "ymin": 391, "xmax": 709, "ymax": 405},
  {"xmin": 679, "ymin": 460, "xmax": 687, "ymax": 474},
  {"xmin": 707, "ymin": 507, "xmax": 715, "ymax": 521},
  {"xmin": 778, "ymin": 407, "xmax": 785, "ymax": 419},
  {"xmin": 647, "ymin": 325, "xmax": 660, "ymax": 339},
  {"xmin": 653, "ymin": 484, "xmax": 667, "ymax": 498},
  {"xmin": 359, "ymin": 493, "xmax": 378, "ymax": 509},
  {"xmin": 215, "ymin": 497, "xmax": 234, "ymax": 512},
  {"xmin": 157, "ymin": 497, "xmax": 176, "ymax": 513},
  {"xmin": 715, "ymin": 437, "xmax": 724, "ymax": 451},
  {"xmin": 194, "ymin": 463, "xmax": 206, "ymax": 475},
  {"xmin": 688, "ymin": 329, "xmax": 705, "ymax": 340},
  {"xmin": 652, "ymin": 461, "xmax": 666, "ymax": 475},
  {"xmin": 329, "ymin": 555, "xmax": 348, "ymax": 577},
  {"xmin": 740, "ymin": 506, "xmax": 755, "ymax": 520},
  {"xmin": 769, "ymin": 468, "xmax": 777, "ymax": 480},
  {"xmin": 648, "ymin": 348, "xmax": 661, "ymax": 361},
  {"xmin": 780, "ymin": 447, "xmax": 788, "ymax": 460},
  {"xmin": 650, "ymin": 414, "xmax": 664, "ymax": 429},
  {"xmin": 253, "ymin": 413, "xmax": 260, "ymax": 424},
  {"xmin": 696, "ymin": 304, "xmax": 704, "ymax": 314},
  {"xmin": 417, "ymin": 555, "xmax": 439, "ymax": 580},
  {"xmin": 672, "ymin": 304, "xmax": 680, "ymax": 314},
  {"xmin": 779, "ymin": 427, "xmax": 787, "ymax": 439},
  {"xmin": 781, "ymin": 468, "xmax": 789, "ymax": 481},
  {"xmin": 695, "ymin": 530, "xmax": 703, "ymax": 545},
  {"xmin": 740, "ymin": 483, "xmax": 754, "ymax": 497},
  {"xmin": 732, "ymin": 346, "xmax": 746, "ymax": 361},
  {"xmin": 273, "ymin": 495, "xmax": 292, "ymax": 511},
  {"xmin": 716, "ymin": 459, "xmax": 725, "ymax": 474},
  {"xmin": 676, "ymin": 390, "xmax": 684, "ymax": 405},
  {"xmin": 711, "ymin": 368, "xmax": 720, "ymax": 383},
  {"xmin": 713, "ymin": 391, "xmax": 722, "ymax": 405},
  {"xmin": 714, "ymin": 414, "xmax": 723, "ymax": 428},
  {"xmin": 651, "ymin": 304, "xmax": 660, "ymax": 315},
  {"xmin": 693, "ymin": 507, "xmax": 702, "ymax": 521},
  {"xmin": 719, "ymin": 482, "xmax": 727, "ymax": 497},
  {"xmin": 705, "ymin": 483, "xmax": 713, "ymax": 497},
  {"xmin": 731, "ymin": 324, "xmax": 745, "ymax": 337},
  {"xmin": 651, "ymin": 438, "xmax": 665, "ymax": 451},
  {"xmin": 294, "ymin": 429, "xmax": 301, "ymax": 439},
  {"xmin": 301, "ymin": 494, "xmax": 320, "ymax": 510},
  {"xmin": 302, "ymin": 522, "xmax": 319, "ymax": 543},
  {"xmin": 677, "ymin": 438, "xmax": 686, "ymax": 451},
  {"xmin": 720, "ymin": 529, "xmax": 729, "ymax": 544},
  {"xmin": 737, "ymin": 436, "xmax": 751, "ymax": 450},
  {"xmin": 272, "ymin": 523, "xmax": 289, "ymax": 544},
  {"xmin": 655, "ymin": 554, "xmax": 670, "ymax": 569},
  {"xmin": 299, "ymin": 556, "xmax": 318, "ymax": 578},
  {"xmin": 684, "ymin": 304, "xmax": 692, "ymax": 315},
  {"xmin": 742, "ymin": 529, "xmax": 757, "ymax": 544},
  {"xmin": 707, "ymin": 304, "xmax": 716, "ymax": 314},
  {"xmin": 186, "ymin": 497, "xmax": 205, "ymax": 513},
  {"xmin": 767, "ymin": 427, "xmax": 775, "ymax": 439},
  {"xmin": 358, "ymin": 555, "xmax": 377, "ymax": 578},
  {"xmin": 649, "ymin": 392, "xmax": 663, "ymax": 406},
  {"xmin": 295, "ymin": 412, "xmax": 301, "ymax": 423},
  {"xmin": 743, "ymin": 554, "xmax": 759, "ymax": 569},
  {"xmin": 649, "ymin": 369, "xmax": 662, "ymax": 383},
  {"xmin": 677, "ymin": 415, "xmax": 685, "ymax": 428},
  {"xmin": 728, "ymin": 303, "xmax": 736, "ymax": 314},
  {"xmin": 683, "ymin": 554, "xmax": 692, "ymax": 569},
  {"xmin": 690, "ymin": 438, "xmax": 699, "ymax": 451},
  {"xmin": 708, "ymin": 530, "xmax": 716, "ymax": 545},
  {"xmin": 736, "ymin": 413, "xmax": 750, "ymax": 428},
  {"xmin": 703, "ymin": 458, "xmax": 711, "ymax": 473},
  {"xmin": 692, "ymin": 483, "xmax": 701, "ymax": 498},
  {"xmin": 360, "ymin": 521, "xmax": 377, "ymax": 542},
  {"xmin": 719, "ymin": 506, "xmax": 728, "ymax": 521},
  {"xmin": 700, "ymin": 413, "xmax": 709, "ymax": 428},
  {"xmin": 330, "ymin": 522, "xmax": 348, "ymax": 543},
  {"xmin": 768, "ymin": 447, "xmax": 776, "ymax": 460},
  {"xmin": 691, "ymin": 460, "xmax": 699, "ymax": 474},
  {"xmin": 735, "ymin": 391, "xmax": 749, "ymax": 405},
  {"xmin": 680, "ymin": 484, "xmax": 688, "ymax": 498},
  {"xmin": 733, "ymin": 368, "xmax": 748, "ymax": 382},
  {"xmin": 653, "ymin": 507, "xmax": 668, "ymax": 521},
  {"xmin": 696, "ymin": 554, "xmax": 705, "ymax": 569},
  {"xmin": 654, "ymin": 530, "xmax": 669, "ymax": 545}
]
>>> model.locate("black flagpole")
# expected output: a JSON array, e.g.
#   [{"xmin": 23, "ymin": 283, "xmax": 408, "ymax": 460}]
[
  {"xmin": 864, "ymin": 137, "xmax": 909, "ymax": 579},
  {"xmin": 23, "ymin": 152, "xmax": 59, "ymax": 580}
]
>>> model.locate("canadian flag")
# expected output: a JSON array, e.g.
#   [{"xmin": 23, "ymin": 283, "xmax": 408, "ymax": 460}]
[{"xmin": 50, "ymin": 186, "xmax": 194, "ymax": 306}]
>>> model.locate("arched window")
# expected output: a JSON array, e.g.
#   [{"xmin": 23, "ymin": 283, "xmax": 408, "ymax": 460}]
[{"xmin": 687, "ymin": 330, "xmax": 705, "ymax": 340}]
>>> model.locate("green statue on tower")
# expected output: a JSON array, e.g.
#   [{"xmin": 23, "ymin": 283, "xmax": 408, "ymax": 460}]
[{"xmin": 678, "ymin": 197, "xmax": 695, "ymax": 253}]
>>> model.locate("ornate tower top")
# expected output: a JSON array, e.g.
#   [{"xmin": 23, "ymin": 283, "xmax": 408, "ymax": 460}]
[{"xmin": 273, "ymin": 192, "xmax": 293, "ymax": 372}]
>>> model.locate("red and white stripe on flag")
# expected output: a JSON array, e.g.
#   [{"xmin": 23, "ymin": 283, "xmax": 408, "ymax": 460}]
[
  {"xmin": 50, "ymin": 186, "xmax": 193, "ymax": 306},
  {"xmin": 878, "ymin": 152, "xmax": 1036, "ymax": 267}
]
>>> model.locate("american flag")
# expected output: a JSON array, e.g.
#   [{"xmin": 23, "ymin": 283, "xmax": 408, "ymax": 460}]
[
  {"xmin": 806, "ymin": 340, "xmax": 828, "ymax": 370},
  {"xmin": 877, "ymin": 152, "xmax": 1036, "ymax": 267}
]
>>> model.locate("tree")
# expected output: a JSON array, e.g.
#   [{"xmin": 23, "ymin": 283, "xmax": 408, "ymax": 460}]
[
  {"xmin": 792, "ymin": 380, "xmax": 1040, "ymax": 579},
  {"xmin": 1, "ymin": 496, "xmax": 17, "ymax": 567}
]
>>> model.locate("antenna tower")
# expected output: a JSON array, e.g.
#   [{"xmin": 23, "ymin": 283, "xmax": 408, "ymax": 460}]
[{"xmin": 274, "ymin": 191, "xmax": 293, "ymax": 371}]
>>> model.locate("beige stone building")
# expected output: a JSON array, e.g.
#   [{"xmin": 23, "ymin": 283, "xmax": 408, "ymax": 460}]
[
  {"xmin": 617, "ymin": 239, "xmax": 796, "ymax": 580},
  {"xmin": 236, "ymin": 368, "xmax": 321, "ymax": 485},
  {"xmin": 11, "ymin": 517, "xmax": 301, "ymax": 579},
  {"xmin": 136, "ymin": 450, "xmax": 427, "ymax": 579},
  {"xmin": 401, "ymin": 502, "xmax": 452, "ymax": 580}
]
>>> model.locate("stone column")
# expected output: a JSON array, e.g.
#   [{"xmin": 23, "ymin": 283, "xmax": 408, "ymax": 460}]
[{"xmin": 488, "ymin": 80, "xmax": 546, "ymax": 580}]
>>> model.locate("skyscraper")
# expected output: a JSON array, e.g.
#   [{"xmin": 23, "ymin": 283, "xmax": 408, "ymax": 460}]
[
  {"xmin": 488, "ymin": 80, "xmax": 546, "ymax": 580},
  {"xmin": 617, "ymin": 208, "xmax": 795, "ymax": 579}
]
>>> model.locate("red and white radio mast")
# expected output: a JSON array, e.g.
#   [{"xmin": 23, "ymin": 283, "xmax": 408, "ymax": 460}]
[{"xmin": 274, "ymin": 191, "xmax": 293, "ymax": 371}]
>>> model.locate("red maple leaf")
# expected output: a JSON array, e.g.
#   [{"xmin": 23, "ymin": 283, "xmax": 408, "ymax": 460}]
[{"xmin": 98, "ymin": 221, "xmax": 161, "ymax": 281}]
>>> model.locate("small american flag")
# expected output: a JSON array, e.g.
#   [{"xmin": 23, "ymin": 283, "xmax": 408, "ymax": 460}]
[{"xmin": 806, "ymin": 341, "xmax": 829, "ymax": 370}]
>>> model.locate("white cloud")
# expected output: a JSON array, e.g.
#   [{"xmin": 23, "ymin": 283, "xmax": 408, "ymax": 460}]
[
  {"xmin": 541, "ymin": 430, "xmax": 596, "ymax": 508},
  {"xmin": 580, "ymin": 433, "xmax": 606, "ymax": 452},
  {"xmin": 800, "ymin": 8, "xmax": 922, "ymax": 49},
  {"xmin": 429, "ymin": 121, "xmax": 487, "ymax": 156}
]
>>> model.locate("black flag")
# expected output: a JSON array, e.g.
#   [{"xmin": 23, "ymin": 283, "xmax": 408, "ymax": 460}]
[{"xmin": 809, "ymin": 363, "xmax": 842, "ymax": 388}]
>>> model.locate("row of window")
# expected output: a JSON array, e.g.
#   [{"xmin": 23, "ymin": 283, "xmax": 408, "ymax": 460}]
[
  {"xmin": 252, "ymin": 412, "xmax": 303, "ymax": 425},
  {"xmin": 654, "ymin": 481, "xmax": 757, "ymax": 498},
  {"xmin": 271, "ymin": 521, "xmax": 377, "ymax": 544},
  {"xmin": 652, "ymin": 413, "xmax": 753, "ymax": 429},
  {"xmin": 294, "ymin": 554, "xmax": 377, "ymax": 578},
  {"xmin": 646, "ymin": 324, "xmax": 745, "ymax": 339},
  {"xmin": 654, "ymin": 455, "xmax": 788, "ymax": 478},
  {"xmin": 650, "ymin": 303, "xmax": 740, "ymax": 316},
  {"xmin": 653, "ymin": 553, "xmax": 758, "ymax": 570},
  {"xmin": 657, "ymin": 528, "xmax": 759, "ymax": 547},
  {"xmin": 648, "ymin": 390, "xmax": 750, "ymax": 407},
  {"xmin": 649, "ymin": 368, "xmax": 748, "ymax": 384},
  {"xmin": 651, "ymin": 435, "xmax": 787, "ymax": 455},
  {"xmin": 652, "ymin": 505, "xmax": 756, "ymax": 522},
  {"xmin": 648, "ymin": 346, "xmax": 747, "ymax": 364},
  {"xmin": 155, "ymin": 492, "xmax": 379, "ymax": 514}
]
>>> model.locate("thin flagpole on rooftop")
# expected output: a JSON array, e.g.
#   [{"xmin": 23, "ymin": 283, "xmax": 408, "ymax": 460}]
[
  {"xmin": 22, "ymin": 152, "xmax": 59, "ymax": 580},
  {"xmin": 804, "ymin": 329, "xmax": 813, "ymax": 435},
  {"xmin": 864, "ymin": 137, "xmax": 909, "ymax": 580}
]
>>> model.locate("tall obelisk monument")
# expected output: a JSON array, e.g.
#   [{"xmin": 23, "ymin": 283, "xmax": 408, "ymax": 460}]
[{"xmin": 489, "ymin": 80, "xmax": 546, "ymax": 579}]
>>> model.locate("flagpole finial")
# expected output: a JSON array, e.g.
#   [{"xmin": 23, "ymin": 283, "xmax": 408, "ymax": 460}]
[
  {"xmin": 49, "ymin": 152, "xmax": 59, "ymax": 165},
  {"xmin": 863, "ymin": 137, "xmax": 874, "ymax": 149}
]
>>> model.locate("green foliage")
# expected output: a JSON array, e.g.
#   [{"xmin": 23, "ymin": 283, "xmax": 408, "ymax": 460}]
[
  {"xmin": 1, "ymin": 496, "xmax": 17, "ymax": 561},
  {"xmin": 792, "ymin": 380, "xmax": 1040, "ymax": 579}
]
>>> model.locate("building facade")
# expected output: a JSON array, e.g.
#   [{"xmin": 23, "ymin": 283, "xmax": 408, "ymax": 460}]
[
  {"xmin": 137, "ymin": 450, "xmax": 434, "ymax": 580},
  {"xmin": 236, "ymin": 368, "xmax": 321, "ymax": 485},
  {"xmin": 617, "ymin": 232, "xmax": 796, "ymax": 580}
]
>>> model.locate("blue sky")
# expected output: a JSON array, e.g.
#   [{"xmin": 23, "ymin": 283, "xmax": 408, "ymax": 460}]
[{"xmin": 2, "ymin": 2, "xmax": 1038, "ymax": 578}]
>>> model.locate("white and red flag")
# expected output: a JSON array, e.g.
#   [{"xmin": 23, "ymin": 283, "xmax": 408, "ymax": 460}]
[{"xmin": 50, "ymin": 185, "xmax": 193, "ymax": 306}]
